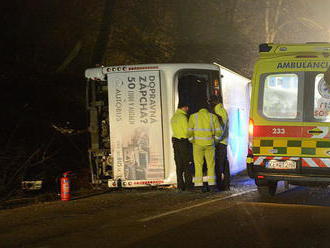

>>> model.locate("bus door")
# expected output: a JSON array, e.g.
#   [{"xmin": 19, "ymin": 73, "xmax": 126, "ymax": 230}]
[{"xmin": 177, "ymin": 69, "xmax": 221, "ymax": 114}]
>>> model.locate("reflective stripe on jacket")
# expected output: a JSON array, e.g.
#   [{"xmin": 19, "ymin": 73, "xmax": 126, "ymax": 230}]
[
  {"xmin": 187, "ymin": 108, "xmax": 222, "ymax": 146},
  {"xmin": 214, "ymin": 103, "xmax": 229, "ymax": 145}
]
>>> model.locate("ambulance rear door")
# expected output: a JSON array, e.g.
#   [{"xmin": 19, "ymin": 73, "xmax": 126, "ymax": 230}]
[
  {"xmin": 254, "ymin": 69, "xmax": 330, "ymax": 176},
  {"xmin": 300, "ymin": 71, "xmax": 330, "ymax": 175}
]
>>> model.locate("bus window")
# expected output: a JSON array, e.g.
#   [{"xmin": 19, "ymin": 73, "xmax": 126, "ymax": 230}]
[
  {"xmin": 262, "ymin": 74, "xmax": 299, "ymax": 119},
  {"xmin": 314, "ymin": 73, "xmax": 330, "ymax": 122}
]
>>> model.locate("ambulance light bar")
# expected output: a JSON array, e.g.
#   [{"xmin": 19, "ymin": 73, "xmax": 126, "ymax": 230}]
[
  {"xmin": 259, "ymin": 43, "xmax": 330, "ymax": 55},
  {"xmin": 259, "ymin": 43, "xmax": 273, "ymax": 52}
]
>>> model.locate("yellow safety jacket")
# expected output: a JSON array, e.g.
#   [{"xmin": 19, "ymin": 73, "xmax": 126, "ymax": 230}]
[
  {"xmin": 171, "ymin": 108, "xmax": 189, "ymax": 139},
  {"xmin": 188, "ymin": 108, "xmax": 222, "ymax": 146},
  {"xmin": 214, "ymin": 103, "xmax": 229, "ymax": 145}
]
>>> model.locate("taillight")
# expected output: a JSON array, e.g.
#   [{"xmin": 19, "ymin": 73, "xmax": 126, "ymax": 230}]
[
  {"xmin": 213, "ymin": 79, "xmax": 219, "ymax": 88},
  {"xmin": 249, "ymin": 119, "xmax": 254, "ymax": 136},
  {"xmin": 213, "ymin": 79, "xmax": 220, "ymax": 96}
]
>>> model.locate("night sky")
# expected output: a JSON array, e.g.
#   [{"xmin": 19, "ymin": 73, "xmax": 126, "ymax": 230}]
[{"xmin": 3, "ymin": 0, "xmax": 330, "ymax": 77}]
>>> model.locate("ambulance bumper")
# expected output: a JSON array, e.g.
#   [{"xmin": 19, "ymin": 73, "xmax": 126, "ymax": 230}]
[{"xmin": 256, "ymin": 172, "xmax": 330, "ymax": 183}]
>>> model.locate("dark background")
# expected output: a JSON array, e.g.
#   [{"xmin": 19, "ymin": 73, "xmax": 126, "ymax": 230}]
[{"xmin": 1, "ymin": 0, "xmax": 330, "ymax": 197}]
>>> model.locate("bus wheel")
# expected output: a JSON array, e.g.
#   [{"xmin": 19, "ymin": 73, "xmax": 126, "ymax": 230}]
[{"xmin": 257, "ymin": 181, "xmax": 277, "ymax": 197}]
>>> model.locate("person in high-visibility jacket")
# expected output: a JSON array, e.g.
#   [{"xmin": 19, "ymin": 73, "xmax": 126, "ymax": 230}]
[
  {"xmin": 188, "ymin": 106, "xmax": 222, "ymax": 191},
  {"xmin": 171, "ymin": 104, "xmax": 193, "ymax": 191},
  {"xmin": 213, "ymin": 98, "xmax": 230, "ymax": 190}
]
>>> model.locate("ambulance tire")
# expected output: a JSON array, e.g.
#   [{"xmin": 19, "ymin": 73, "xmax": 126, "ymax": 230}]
[{"xmin": 257, "ymin": 181, "xmax": 277, "ymax": 197}]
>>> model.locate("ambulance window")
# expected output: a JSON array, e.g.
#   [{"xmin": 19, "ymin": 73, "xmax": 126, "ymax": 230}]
[
  {"xmin": 262, "ymin": 74, "xmax": 299, "ymax": 119},
  {"xmin": 314, "ymin": 73, "xmax": 330, "ymax": 122}
]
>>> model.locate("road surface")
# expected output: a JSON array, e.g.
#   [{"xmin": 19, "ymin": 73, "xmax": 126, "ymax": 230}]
[{"xmin": 1, "ymin": 175, "xmax": 330, "ymax": 247}]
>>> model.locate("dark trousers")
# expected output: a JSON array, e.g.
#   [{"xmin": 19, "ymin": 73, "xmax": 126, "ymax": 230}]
[
  {"xmin": 215, "ymin": 143, "xmax": 230, "ymax": 190},
  {"xmin": 172, "ymin": 138, "xmax": 193, "ymax": 190}
]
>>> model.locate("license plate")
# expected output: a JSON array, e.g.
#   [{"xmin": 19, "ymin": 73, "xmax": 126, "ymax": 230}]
[{"xmin": 267, "ymin": 160, "xmax": 296, "ymax": 169}]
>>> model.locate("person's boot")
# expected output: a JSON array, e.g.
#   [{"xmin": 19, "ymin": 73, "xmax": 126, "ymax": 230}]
[
  {"xmin": 209, "ymin": 185, "xmax": 220, "ymax": 193},
  {"xmin": 185, "ymin": 184, "xmax": 194, "ymax": 192},
  {"xmin": 201, "ymin": 185, "xmax": 210, "ymax": 193}
]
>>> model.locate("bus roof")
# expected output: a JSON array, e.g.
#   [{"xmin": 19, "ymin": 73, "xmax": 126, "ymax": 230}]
[{"xmin": 85, "ymin": 63, "xmax": 219, "ymax": 80}]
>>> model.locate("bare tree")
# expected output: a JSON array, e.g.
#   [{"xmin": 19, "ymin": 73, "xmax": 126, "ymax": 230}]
[
  {"xmin": 264, "ymin": 0, "xmax": 283, "ymax": 42},
  {"xmin": 0, "ymin": 131, "xmax": 58, "ymax": 201},
  {"xmin": 103, "ymin": 0, "xmax": 176, "ymax": 65},
  {"xmin": 263, "ymin": 0, "xmax": 325, "ymax": 43}
]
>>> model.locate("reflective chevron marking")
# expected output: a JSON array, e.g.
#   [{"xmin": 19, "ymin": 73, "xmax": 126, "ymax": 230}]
[{"xmin": 302, "ymin": 158, "xmax": 330, "ymax": 168}]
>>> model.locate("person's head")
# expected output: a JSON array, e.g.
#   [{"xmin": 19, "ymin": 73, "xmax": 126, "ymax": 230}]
[
  {"xmin": 178, "ymin": 103, "xmax": 189, "ymax": 113},
  {"xmin": 208, "ymin": 95, "xmax": 221, "ymax": 106},
  {"xmin": 197, "ymin": 103, "xmax": 208, "ymax": 111}
]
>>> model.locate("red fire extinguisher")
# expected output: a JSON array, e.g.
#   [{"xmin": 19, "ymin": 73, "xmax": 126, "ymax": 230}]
[{"xmin": 60, "ymin": 171, "xmax": 72, "ymax": 201}]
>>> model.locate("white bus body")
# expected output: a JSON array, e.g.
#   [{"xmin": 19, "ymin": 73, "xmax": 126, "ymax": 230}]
[{"xmin": 85, "ymin": 63, "xmax": 250, "ymax": 188}]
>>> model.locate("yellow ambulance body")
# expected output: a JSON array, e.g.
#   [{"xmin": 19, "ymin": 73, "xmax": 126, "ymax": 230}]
[{"xmin": 247, "ymin": 43, "xmax": 330, "ymax": 196}]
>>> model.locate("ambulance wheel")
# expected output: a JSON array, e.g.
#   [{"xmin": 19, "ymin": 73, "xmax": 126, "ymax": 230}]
[{"xmin": 257, "ymin": 181, "xmax": 277, "ymax": 197}]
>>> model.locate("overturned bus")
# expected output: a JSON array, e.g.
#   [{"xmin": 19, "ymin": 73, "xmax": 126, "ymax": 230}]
[{"xmin": 85, "ymin": 64, "xmax": 250, "ymax": 188}]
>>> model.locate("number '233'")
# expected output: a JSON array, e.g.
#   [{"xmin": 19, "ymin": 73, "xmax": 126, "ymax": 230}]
[{"xmin": 272, "ymin": 128, "xmax": 285, "ymax": 134}]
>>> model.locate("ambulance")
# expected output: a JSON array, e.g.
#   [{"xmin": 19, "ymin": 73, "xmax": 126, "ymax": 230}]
[
  {"xmin": 247, "ymin": 43, "xmax": 330, "ymax": 196},
  {"xmin": 85, "ymin": 63, "xmax": 250, "ymax": 188}
]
